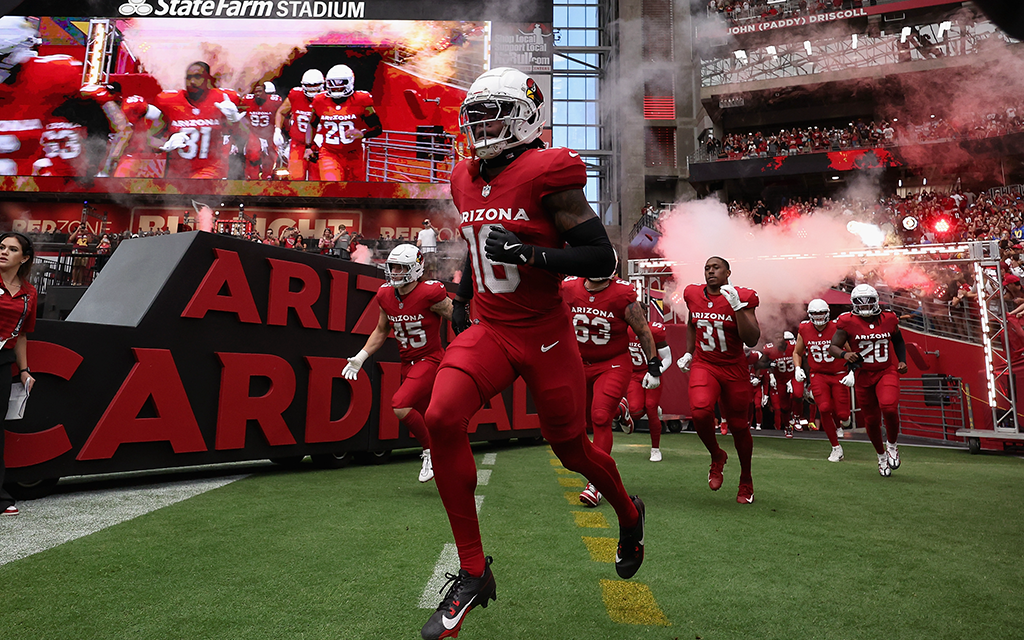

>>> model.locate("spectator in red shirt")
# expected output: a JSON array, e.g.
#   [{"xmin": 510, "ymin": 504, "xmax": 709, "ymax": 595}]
[{"xmin": 0, "ymin": 232, "xmax": 38, "ymax": 517}]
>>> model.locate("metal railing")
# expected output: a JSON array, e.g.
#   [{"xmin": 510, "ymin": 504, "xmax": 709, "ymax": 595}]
[
  {"xmin": 364, "ymin": 129, "xmax": 457, "ymax": 184},
  {"xmin": 887, "ymin": 375, "xmax": 969, "ymax": 441},
  {"xmin": 701, "ymin": 17, "xmax": 1017, "ymax": 88}
]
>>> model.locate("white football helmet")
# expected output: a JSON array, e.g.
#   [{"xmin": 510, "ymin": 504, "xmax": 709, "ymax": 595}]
[
  {"xmin": 300, "ymin": 69, "xmax": 324, "ymax": 98},
  {"xmin": 807, "ymin": 298, "xmax": 830, "ymax": 327},
  {"xmin": 325, "ymin": 64, "xmax": 355, "ymax": 99},
  {"xmin": 263, "ymin": 81, "xmax": 276, "ymax": 94},
  {"xmin": 850, "ymin": 284, "xmax": 880, "ymax": 317},
  {"xmin": 459, "ymin": 67, "xmax": 545, "ymax": 160},
  {"xmin": 0, "ymin": 17, "xmax": 39, "ymax": 83},
  {"xmin": 783, "ymin": 331, "xmax": 795, "ymax": 342},
  {"xmin": 384, "ymin": 244, "xmax": 424, "ymax": 287}
]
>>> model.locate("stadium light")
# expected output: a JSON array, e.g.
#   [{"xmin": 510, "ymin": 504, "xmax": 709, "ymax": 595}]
[
  {"xmin": 898, "ymin": 179, "xmax": 903, "ymax": 187},
  {"xmin": 804, "ymin": 40, "xmax": 813, "ymax": 55},
  {"xmin": 934, "ymin": 218, "xmax": 950, "ymax": 233},
  {"xmin": 938, "ymin": 21, "xmax": 952, "ymax": 37},
  {"xmin": 923, "ymin": 178, "xmax": 928, "ymax": 185},
  {"xmin": 901, "ymin": 26, "xmax": 912, "ymax": 43},
  {"xmin": 734, "ymin": 50, "xmax": 747, "ymax": 61},
  {"xmin": 852, "ymin": 34, "xmax": 858, "ymax": 49},
  {"xmin": 766, "ymin": 45, "xmax": 777, "ymax": 56}
]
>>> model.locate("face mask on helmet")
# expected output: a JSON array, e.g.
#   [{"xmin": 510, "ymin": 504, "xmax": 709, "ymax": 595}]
[
  {"xmin": 0, "ymin": 17, "xmax": 39, "ymax": 83},
  {"xmin": 459, "ymin": 67, "xmax": 544, "ymax": 160},
  {"xmin": 384, "ymin": 245, "xmax": 424, "ymax": 286},
  {"xmin": 301, "ymin": 69, "xmax": 324, "ymax": 98},
  {"xmin": 325, "ymin": 65, "xmax": 354, "ymax": 99},
  {"xmin": 807, "ymin": 299, "xmax": 830, "ymax": 326},
  {"xmin": 850, "ymin": 286, "xmax": 880, "ymax": 317}
]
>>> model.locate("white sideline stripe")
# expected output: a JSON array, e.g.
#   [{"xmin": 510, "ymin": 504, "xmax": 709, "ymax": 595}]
[
  {"xmin": 0, "ymin": 475, "xmax": 244, "ymax": 567},
  {"xmin": 475, "ymin": 494, "xmax": 485, "ymax": 514},
  {"xmin": 481, "ymin": 453, "xmax": 497, "ymax": 465},
  {"xmin": 477, "ymin": 469, "xmax": 492, "ymax": 485},
  {"xmin": 419, "ymin": 543, "xmax": 460, "ymax": 608}
]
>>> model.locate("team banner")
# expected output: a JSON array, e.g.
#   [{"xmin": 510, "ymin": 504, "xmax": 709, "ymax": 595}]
[
  {"xmin": 4, "ymin": 232, "xmax": 541, "ymax": 486},
  {"xmin": 725, "ymin": 0, "xmax": 952, "ymax": 37}
]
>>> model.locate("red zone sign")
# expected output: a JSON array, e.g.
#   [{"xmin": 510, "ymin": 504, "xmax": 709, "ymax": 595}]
[{"xmin": 3, "ymin": 233, "xmax": 541, "ymax": 483}]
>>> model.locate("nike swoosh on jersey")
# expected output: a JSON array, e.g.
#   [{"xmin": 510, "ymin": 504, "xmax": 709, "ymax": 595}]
[
  {"xmin": 541, "ymin": 341, "xmax": 559, "ymax": 352},
  {"xmin": 611, "ymin": 365, "xmax": 621, "ymax": 368},
  {"xmin": 441, "ymin": 594, "xmax": 478, "ymax": 630}
]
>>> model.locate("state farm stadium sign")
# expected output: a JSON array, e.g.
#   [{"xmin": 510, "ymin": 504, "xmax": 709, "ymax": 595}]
[
  {"xmin": 729, "ymin": 8, "xmax": 868, "ymax": 35},
  {"xmin": 118, "ymin": 0, "xmax": 366, "ymax": 18}
]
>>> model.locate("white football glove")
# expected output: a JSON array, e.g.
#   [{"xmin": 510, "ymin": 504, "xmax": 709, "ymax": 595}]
[
  {"xmin": 840, "ymin": 370, "xmax": 856, "ymax": 387},
  {"xmin": 259, "ymin": 137, "xmax": 269, "ymax": 153},
  {"xmin": 642, "ymin": 372, "xmax": 661, "ymax": 390},
  {"xmin": 215, "ymin": 97, "xmax": 243, "ymax": 123},
  {"xmin": 342, "ymin": 349, "xmax": 370, "ymax": 381},
  {"xmin": 719, "ymin": 283, "xmax": 747, "ymax": 311},
  {"xmin": 769, "ymin": 373, "xmax": 777, "ymax": 389},
  {"xmin": 273, "ymin": 129, "xmax": 286, "ymax": 148},
  {"xmin": 761, "ymin": 393, "xmax": 769, "ymax": 407},
  {"xmin": 750, "ymin": 376, "xmax": 761, "ymax": 387},
  {"xmin": 160, "ymin": 131, "xmax": 189, "ymax": 152},
  {"xmin": 786, "ymin": 380, "xmax": 793, "ymax": 394},
  {"xmin": 677, "ymin": 353, "xmax": 693, "ymax": 371},
  {"xmin": 794, "ymin": 368, "xmax": 806, "ymax": 383}
]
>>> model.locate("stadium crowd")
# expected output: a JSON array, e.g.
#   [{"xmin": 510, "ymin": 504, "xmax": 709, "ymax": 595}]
[
  {"xmin": 701, "ymin": 104, "xmax": 1024, "ymax": 162},
  {"xmin": 708, "ymin": 0, "xmax": 875, "ymax": 24}
]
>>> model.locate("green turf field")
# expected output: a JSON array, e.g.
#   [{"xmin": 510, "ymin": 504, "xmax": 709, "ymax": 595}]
[{"xmin": 2, "ymin": 433, "xmax": 1023, "ymax": 640}]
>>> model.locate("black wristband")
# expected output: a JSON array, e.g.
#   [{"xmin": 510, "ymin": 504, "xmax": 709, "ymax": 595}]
[
  {"xmin": 647, "ymin": 357, "xmax": 662, "ymax": 377},
  {"xmin": 19, "ymin": 368, "xmax": 29, "ymax": 374}
]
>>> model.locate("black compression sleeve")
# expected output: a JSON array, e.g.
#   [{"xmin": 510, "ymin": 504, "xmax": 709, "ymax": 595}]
[
  {"xmin": 531, "ymin": 217, "xmax": 615, "ymax": 278},
  {"xmin": 456, "ymin": 252, "xmax": 474, "ymax": 300},
  {"xmin": 891, "ymin": 331, "xmax": 907, "ymax": 363}
]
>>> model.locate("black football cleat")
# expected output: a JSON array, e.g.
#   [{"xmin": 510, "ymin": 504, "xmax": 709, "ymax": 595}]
[
  {"xmin": 614, "ymin": 495, "xmax": 645, "ymax": 579},
  {"xmin": 421, "ymin": 556, "xmax": 497, "ymax": 639}
]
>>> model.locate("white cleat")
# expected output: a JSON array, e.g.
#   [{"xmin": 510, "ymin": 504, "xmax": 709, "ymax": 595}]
[
  {"xmin": 877, "ymin": 452, "xmax": 891, "ymax": 477},
  {"xmin": 828, "ymin": 445, "xmax": 844, "ymax": 462},
  {"xmin": 418, "ymin": 449, "xmax": 434, "ymax": 483},
  {"xmin": 649, "ymin": 447, "xmax": 662, "ymax": 462},
  {"xmin": 886, "ymin": 443, "xmax": 901, "ymax": 470},
  {"xmin": 579, "ymin": 482, "xmax": 602, "ymax": 507},
  {"xmin": 836, "ymin": 426, "xmax": 845, "ymax": 439}
]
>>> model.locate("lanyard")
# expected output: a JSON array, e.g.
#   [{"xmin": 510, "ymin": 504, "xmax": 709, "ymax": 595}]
[{"xmin": 0, "ymin": 293, "xmax": 29, "ymax": 346}]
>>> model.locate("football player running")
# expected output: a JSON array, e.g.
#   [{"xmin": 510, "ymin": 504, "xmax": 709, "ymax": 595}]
[
  {"xmin": 420, "ymin": 67, "xmax": 645, "ymax": 640},
  {"xmin": 276, "ymin": 69, "xmax": 323, "ymax": 180},
  {"xmin": 0, "ymin": 17, "xmax": 88, "ymax": 176},
  {"xmin": 677, "ymin": 256, "xmax": 761, "ymax": 503},
  {"xmin": 240, "ymin": 81, "xmax": 283, "ymax": 180},
  {"xmin": 793, "ymin": 299, "xmax": 852, "ymax": 462},
  {"xmin": 342, "ymin": 245, "xmax": 452, "ymax": 483},
  {"xmin": 562, "ymin": 259, "xmax": 661, "ymax": 506},
  {"xmin": 622, "ymin": 320, "xmax": 672, "ymax": 462},
  {"xmin": 153, "ymin": 61, "xmax": 245, "ymax": 180},
  {"xmin": 304, "ymin": 64, "xmax": 381, "ymax": 182},
  {"xmin": 758, "ymin": 331, "xmax": 798, "ymax": 438},
  {"xmin": 829, "ymin": 284, "xmax": 908, "ymax": 476}
]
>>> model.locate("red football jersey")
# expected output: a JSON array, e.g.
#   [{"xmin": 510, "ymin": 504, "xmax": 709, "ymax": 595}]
[
  {"xmin": 240, "ymin": 93, "xmax": 283, "ymax": 138},
  {"xmin": 120, "ymin": 95, "xmax": 157, "ymax": 156},
  {"xmin": 375, "ymin": 280, "xmax": 449, "ymax": 362},
  {"xmin": 798, "ymin": 319, "xmax": 846, "ymax": 375},
  {"xmin": 36, "ymin": 119, "xmax": 86, "ymax": 176},
  {"xmin": 311, "ymin": 91, "xmax": 374, "ymax": 152},
  {"xmin": 450, "ymin": 146, "xmax": 587, "ymax": 324},
  {"xmin": 0, "ymin": 55, "xmax": 83, "ymax": 176},
  {"xmin": 561, "ymin": 276, "xmax": 637, "ymax": 362},
  {"xmin": 836, "ymin": 311, "xmax": 900, "ymax": 372},
  {"xmin": 763, "ymin": 340, "xmax": 797, "ymax": 381},
  {"xmin": 153, "ymin": 88, "xmax": 237, "ymax": 179},
  {"xmin": 628, "ymin": 321, "xmax": 666, "ymax": 371},
  {"xmin": 286, "ymin": 88, "xmax": 319, "ymax": 141},
  {"xmin": 683, "ymin": 283, "xmax": 760, "ymax": 369}
]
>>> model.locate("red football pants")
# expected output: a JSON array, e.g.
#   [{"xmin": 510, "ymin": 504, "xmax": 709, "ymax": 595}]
[
  {"xmin": 584, "ymin": 355, "xmax": 632, "ymax": 455},
  {"xmin": 854, "ymin": 368, "xmax": 901, "ymax": 454},
  {"xmin": 688, "ymin": 363, "xmax": 754, "ymax": 483},
  {"xmin": 626, "ymin": 370, "xmax": 663, "ymax": 448},
  {"xmin": 809, "ymin": 371, "xmax": 852, "ymax": 447}
]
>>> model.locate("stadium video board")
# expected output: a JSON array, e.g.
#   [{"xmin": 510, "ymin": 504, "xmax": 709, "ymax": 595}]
[{"xmin": 0, "ymin": 0, "xmax": 554, "ymax": 199}]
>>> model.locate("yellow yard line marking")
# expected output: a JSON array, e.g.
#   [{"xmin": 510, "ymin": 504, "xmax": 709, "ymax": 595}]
[
  {"xmin": 558, "ymin": 477, "xmax": 585, "ymax": 488},
  {"xmin": 599, "ymin": 579, "xmax": 671, "ymax": 626},
  {"xmin": 554, "ymin": 467, "xmax": 575, "ymax": 475},
  {"xmin": 581, "ymin": 536, "xmax": 616, "ymax": 563},
  {"xmin": 549, "ymin": 458, "xmax": 565, "ymax": 467},
  {"xmin": 571, "ymin": 510, "xmax": 610, "ymax": 528},
  {"xmin": 564, "ymin": 491, "xmax": 584, "ymax": 505}
]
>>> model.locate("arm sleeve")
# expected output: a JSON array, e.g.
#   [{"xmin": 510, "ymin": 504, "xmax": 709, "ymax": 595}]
[
  {"xmin": 456, "ymin": 252, "xmax": 474, "ymax": 300},
  {"xmin": 531, "ymin": 217, "xmax": 615, "ymax": 278},
  {"xmin": 891, "ymin": 330, "xmax": 907, "ymax": 363}
]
